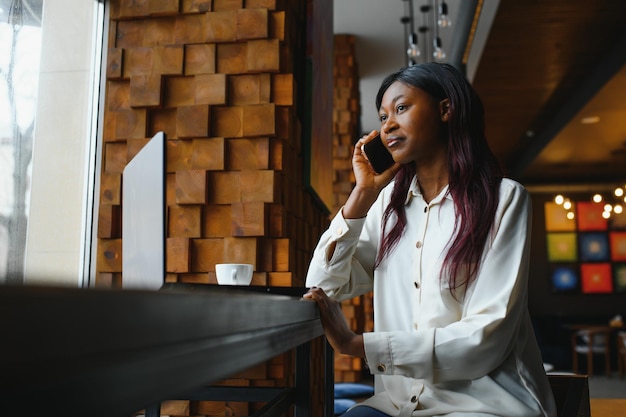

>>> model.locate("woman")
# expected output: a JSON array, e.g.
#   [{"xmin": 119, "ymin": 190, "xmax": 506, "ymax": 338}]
[{"xmin": 304, "ymin": 63, "xmax": 556, "ymax": 417}]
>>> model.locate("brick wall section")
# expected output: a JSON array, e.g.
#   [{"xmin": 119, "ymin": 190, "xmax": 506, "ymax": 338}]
[
  {"xmin": 332, "ymin": 35, "xmax": 375, "ymax": 383},
  {"xmin": 96, "ymin": 0, "xmax": 330, "ymax": 415}
]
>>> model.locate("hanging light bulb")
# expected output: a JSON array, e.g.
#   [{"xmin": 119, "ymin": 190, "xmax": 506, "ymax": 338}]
[
  {"xmin": 566, "ymin": 211, "xmax": 575, "ymax": 220},
  {"xmin": 592, "ymin": 193, "xmax": 603, "ymax": 203},
  {"xmin": 437, "ymin": 1, "xmax": 452, "ymax": 27},
  {"xmin": 602, "ymin": 210, "xmax": 611, "ymax": 219},
  {"xmin": 604, "ymin": 204, "xmax": 613, "ymax": 212},
  {"xmin": 406, "ymin": 32, "xmax": 420, "ymax": 65},
  {"xmin": 615, "ymin": 187, "xmax": 624, "ymax": 197},
  {"xmin": 433, "ymin": 37, "xmax": 446, "ymax": 60},
  {"xmin": 563, "ymin": 200, "xmax": 572, "ymax": 210},
  {"xmin": 614, "ymin": 204, "xmax": 624, "ymax": 214},
  {"xmin": 554, "ymin": 194, "xmax": 565, "ymax": 205}
]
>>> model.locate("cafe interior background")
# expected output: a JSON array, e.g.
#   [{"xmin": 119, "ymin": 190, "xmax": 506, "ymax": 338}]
[{"xmin": 1, "ymin": 0, "xmax": 625, "ymax": 406}]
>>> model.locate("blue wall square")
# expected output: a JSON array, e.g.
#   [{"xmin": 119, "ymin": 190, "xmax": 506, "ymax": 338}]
[{"xmin": 579, "ymin": 232, "xmax": 609, "ymax": 262}]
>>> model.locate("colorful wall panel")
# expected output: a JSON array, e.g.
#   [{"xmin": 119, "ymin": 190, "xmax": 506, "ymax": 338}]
[{"xmin": 545, "ymin": 201, "xmax": 626, "ymax": 294}]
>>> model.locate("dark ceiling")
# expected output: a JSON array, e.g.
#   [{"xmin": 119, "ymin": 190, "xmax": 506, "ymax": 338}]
[{"xmin": 471, "ymin": 0, "xmax": 626, "ymax": 186}]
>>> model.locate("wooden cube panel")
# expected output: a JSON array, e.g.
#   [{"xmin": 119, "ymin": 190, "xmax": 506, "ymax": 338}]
[
  {"xmin": 223, "ymin": 237, "xmax": 257, "ymax": 266},
  {"xmin": 245, "ymin": 0, "xmax": 276, "ymax": 10},
  {"xmin": 168, "ymin": 205, "xmax": 202, "ymax": 237},
  {"xmin": 191, "ymin": 137, "xmax": 225, "ymax": 170},
  {"xmin": 175, "ymin": 169, "xmax": 208, "ymax": 204},
  {"xmin": 202, "ymin": 204, "xmax": 232, "ymax": 237},
  {"xmin": 97, "ymin": 204, "xmax": 122, "ymax": 238},
  {"xmin": 181, "ymin": 0, "xmax": 211, "ymax": 13},
  {"xmin": 227, "ymin": 138, "xmax": 269, "ymax": 170},
  {"xmin": 195, "ymin": 73, "xmax": 227, "ymax": 105},
  {"xmin": 216, "ymin": 43, "xmax": 247, "ymax": 74},
  {"xmin": 178, "ymin": 273, "xmax": 210, "ymax": 284},
  {"xmin": 118, "ymin": 0, "xmax": 149, "ymax": 19},
  {"xmin": 106, "ymin": 48, "xmax": 123, "ymax": 80},
  {"xmin": 241, "ymin": 170, "xmax": 275, "ymax": 203},
  {"xmin": 114, "ymin": 108, "xmax": 148, "ymax": 139},
  {"xmin": 175, "ymin": 14, "xmax": 206, "ymax": 44},
  {"xmin": 123, "ymin": 48, "xmax": 153, "ymax": 78},
  {"xmin": 247, "ymin": 39, "xmax": 279, "ymax": 72},
  {"xmin": 228, "ymin": 74, "xmax": 270, "ymax": 105},
  {"xmin": 212, "ymin": 0, "xmax": 242, "ymax": 10},
  {"xmin": 242, "ymin": 104, "xmax": 275, "ymax": 136},
  {"xmin": 130, "ymin": 74, "xmax": 163, "ymax": 108},
  {"xmin": 207, "ymin": 171, "xmax": 241, "ymax": 203},
  {"xmin": 206, "ymin": 10, "xmax": 237, "ymax": 42},
  {"xmin": 191, "ymin": 238, "xmax": 223, "ymax": 271},
  {"xmin": 150, "ymin": 108, "xmax": 177, "ymax": 139},
  {"xmin": 267, "ymin": 272, "xmax": 291, "ymax": 286},
  {"xmin": 185, "ymin": 44, "xmax": 216, "ymax": 76},
  {"xmin": 272, "ymin": 73, "xmax": 293, "ymax": 106},
  {"xmin": 236, "ymin": 8, "xmax": 268, "ymax": 40},
  {"xmin": 211, "ymin": 106, "xmax": 243, "ymax": 138},
  {"xmin": 166, "ymin": 237, "xmax": 191, "ymax": 273},
  {"xmin": 176, "ymin": 105, "xmax": 209, "ymax": 138},
  {"xmin": 231, "ymin": 202, "xmax": 267, "ymax": 236},
  {"xmin": 104, "ymin": 142, "xmax": 127, "ymax": 174},
  {"xmin": 95, "ymin": 272, "xmax": 122, "ymax": 288},
  {"xmin": 100, "ymin": 173, "xmax": 121, "ymax": 205},
  {"xmin": 164, "ymin": 76, "xmax": 195, "ymax": 108},
  {"xmin": 269, "ymin": 11, "xmax": 285, "ymax": 41},
  {"xmin": 106, "ymin": 81, "xmax": 130, "ymax": 112},
  {"xmin": 97, "ymin": 238, "xmax": 122, "ymax": 273},
  {"xmin": 149, "ymin": 0, "xmax": 180, "ymax": 15},
  {"xmin": 143, "ymin": 18, "xmax": 176, "ymax": 46},
  {"xmin": 153, "ymin": 45, "xmax": 184, "ymax": 75},
  {"xmin": 268, "ymin": 204, "xmax": 285, "ymax": 237}
]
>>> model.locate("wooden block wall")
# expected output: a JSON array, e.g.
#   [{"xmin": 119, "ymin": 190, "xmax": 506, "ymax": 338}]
[
  {"xmin": 332, "ymin": 35, "xmax": 360, "ymax": 218},
  {"xmin": 99, "ymin": 0, "xmax": 331, "ymax": 415},
  {"xmin": 331, "ymin": 35, "xmax": 375, "ymax": 383}
]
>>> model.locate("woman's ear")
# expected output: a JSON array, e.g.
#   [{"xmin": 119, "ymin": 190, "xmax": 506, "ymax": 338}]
[{"xmin": 440, "ymin": 98, "xmax": 450, "ymax": 122}]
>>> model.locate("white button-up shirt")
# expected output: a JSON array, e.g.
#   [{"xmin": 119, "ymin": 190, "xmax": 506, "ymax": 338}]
[{"xmin": 306, "ymin": 178, "xmax": 556, "ymax": 417}]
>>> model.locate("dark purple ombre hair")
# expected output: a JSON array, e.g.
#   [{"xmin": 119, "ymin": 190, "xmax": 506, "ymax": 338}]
[{"xmin": 374, "ymin": 63, "xmax": 502, "ymax": 298}]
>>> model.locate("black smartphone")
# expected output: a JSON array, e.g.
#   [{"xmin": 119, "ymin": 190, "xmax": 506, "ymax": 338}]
[{"xmin": 362, "ymin": 135, "xmax": 395, "ymax": 174}]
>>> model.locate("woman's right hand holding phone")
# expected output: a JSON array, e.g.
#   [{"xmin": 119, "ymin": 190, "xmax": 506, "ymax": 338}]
[{"xmin": 343, "ymin": 131, "xmax": 400, "ymax": 219}]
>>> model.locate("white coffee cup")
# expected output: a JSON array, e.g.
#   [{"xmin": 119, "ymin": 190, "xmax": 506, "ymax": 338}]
[{"xmin": 215, "ymin": 263, "xmax": 253, "ymax": 286}]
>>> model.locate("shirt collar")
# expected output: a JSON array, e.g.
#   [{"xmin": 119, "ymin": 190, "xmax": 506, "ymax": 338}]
[{"xmin": 404, "ymin": 176, "xmax": 452, "ymax": 205}]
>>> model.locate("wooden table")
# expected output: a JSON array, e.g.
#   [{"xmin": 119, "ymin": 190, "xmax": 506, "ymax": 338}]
[{"xmin": 0, "ymin": 284, "xmax": 330, "ymax": 417}]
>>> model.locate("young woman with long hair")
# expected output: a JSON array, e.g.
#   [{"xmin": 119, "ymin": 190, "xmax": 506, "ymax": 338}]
[{"xmin": 304, "ymin": 63, "xmax": 556, "ymax": 417}]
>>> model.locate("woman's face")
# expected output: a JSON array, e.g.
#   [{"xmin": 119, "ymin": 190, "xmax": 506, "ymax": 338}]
[{"xmin": 378, "ymin": 80, "xmax": 448, "ymax": 166}]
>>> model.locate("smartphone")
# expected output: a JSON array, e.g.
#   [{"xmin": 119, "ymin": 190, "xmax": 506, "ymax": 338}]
[{"xmin": 362, "ymin": 135, "xmax": 395, "ymax": 174}]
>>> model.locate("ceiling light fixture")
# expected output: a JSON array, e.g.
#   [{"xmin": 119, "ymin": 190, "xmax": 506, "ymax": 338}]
[
  {"xmin": 401, "ymin": 0, "xmax": 449, "ymax": 65},
  {"xmin": 580, "ymin": 116, "xmax": 600, "ymax": 124},
  {"xmin": 554, "ymin": 184, "xmax": 626, "ymax": 219},
  {"xmin": 437, "ymin": 1, "xmax": 452, "ymax": 28}
]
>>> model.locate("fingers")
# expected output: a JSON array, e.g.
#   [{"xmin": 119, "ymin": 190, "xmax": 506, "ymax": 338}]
[{"xmin": 355, "ymin": 130, "xmax": 379, "ymax": 158}]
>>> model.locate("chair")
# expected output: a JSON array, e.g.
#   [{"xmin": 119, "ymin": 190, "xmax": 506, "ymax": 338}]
[
  {"xmin": 571, "ymin": 327, "xmax": 611, "ymax": 377},
  {"xmin": 617, "ymin": 331, "xmax": 626, "ymax": 378},
  {"xmin": 547, "ymin": 373, "xmax": 590, "ymax": 417}
]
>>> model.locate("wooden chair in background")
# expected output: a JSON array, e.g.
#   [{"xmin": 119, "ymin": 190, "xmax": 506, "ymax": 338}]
[{"xmin": 571, "ymin": 327, "xmax": 611, "ymax": 377}]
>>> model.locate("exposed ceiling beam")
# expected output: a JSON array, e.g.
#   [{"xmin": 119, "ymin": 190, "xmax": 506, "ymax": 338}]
[{"xmin": 510, "ymin": 33, "xmax": 626, "ymax": 177}]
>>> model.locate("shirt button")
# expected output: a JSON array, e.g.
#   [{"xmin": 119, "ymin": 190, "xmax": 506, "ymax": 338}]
[
  {"xmin": 414, "ymin": 281, "xmax": 420, "ymax": 289},
  {"xmin": 415, "ymin": 241, "xmax": 422, "ymax": 249},
  {"xmin": 410, "ymin": 395, "xmax": 417, "ymax": 403},
  {"xmin": 413, "ymin": 322, "xmax": 418, "ymax": 330},
  {"xmin": 336, "ymin": 227, "xmax": 343, "ymax": 235},
  {"xmin": 377, "ymin": 363, "xmax": 386, "ymax": 372}
]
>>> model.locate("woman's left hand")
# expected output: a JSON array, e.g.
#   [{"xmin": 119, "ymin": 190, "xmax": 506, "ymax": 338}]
[{"xmin": 303, "ymin": 287, "xmax": 365, "ymax": 358}]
